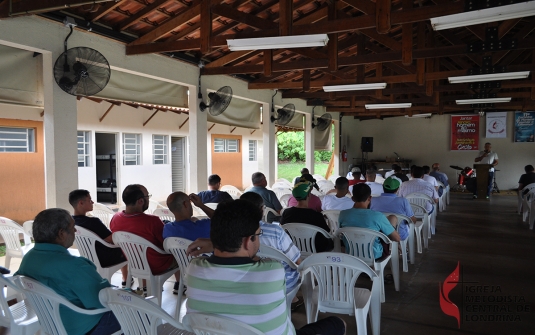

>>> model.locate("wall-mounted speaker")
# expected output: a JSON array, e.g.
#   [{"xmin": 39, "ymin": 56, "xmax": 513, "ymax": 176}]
[{"xmin": 361, "ymin": 137, "xmax": 373, "ymax": 152}]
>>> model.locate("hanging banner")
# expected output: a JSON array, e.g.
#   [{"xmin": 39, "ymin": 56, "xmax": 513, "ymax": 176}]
[
  {"xmin": 451, "ymin": 115, "xmax": 479, "ymax": 151},
  {"xmin": 485, "ymin": 112, "xmax": 507, "ymax": 138},
  {"xmin": 514, "ymin": 111, "xmax": 535, "ymax": 142}
]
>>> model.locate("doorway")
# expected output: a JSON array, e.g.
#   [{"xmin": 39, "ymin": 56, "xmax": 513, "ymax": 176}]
[
  {"xmin": 211, "ymin": 134, "xmax": 243, "ymax": 189},
  {"xmin": 95, "ymin": 133, "xmax": 117, "ymax": 203},
  {"xmin": 171, "ymin": 136, "xmax": 186, "ymax": 192}
]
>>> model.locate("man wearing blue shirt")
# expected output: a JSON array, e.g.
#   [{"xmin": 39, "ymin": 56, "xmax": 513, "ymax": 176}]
[
  {"xmin": 246, "ymin": 172, "xmax": 282, "ymax": 222},
  {"xmin": 370, "ymin": 177, "xmax": 416, "ymax": 241},
  {"xmin": 197, "ymin": 174, "xmax": 233, "ymax": 204},
  {"xmin": 339, "ymin": 184, "xmax": 400, "ymax": 259},
  {"xmin": 15, "ymin": 208, "xmax": 121, "ymax": 335},
  {"xmin": 163, "ymin": 192, "xmax": 215, "ymax": 241}
]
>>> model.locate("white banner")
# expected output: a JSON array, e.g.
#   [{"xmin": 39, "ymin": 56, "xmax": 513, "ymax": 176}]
[{"xmin": 486, "ymin": 112, "xmax": 507, "ymax": 138}]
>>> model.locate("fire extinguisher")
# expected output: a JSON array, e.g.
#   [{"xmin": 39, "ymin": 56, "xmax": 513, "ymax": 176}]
[{"xmin": 342, "ymin": 146, "xmax": 348, "ymax": 162}]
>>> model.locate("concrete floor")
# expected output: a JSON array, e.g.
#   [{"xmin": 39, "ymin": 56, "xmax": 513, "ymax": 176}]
[{"xmin": 2, "ymin": 192, "xmax": 534, "ymax": 334}]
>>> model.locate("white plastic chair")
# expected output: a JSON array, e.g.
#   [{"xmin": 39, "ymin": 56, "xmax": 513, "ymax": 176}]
[
  {"xmin": 257, "ymin": 244, "xmax": 300, "ymax": 317},
  {"xmin": 112, "ymin": 231, "xmax": 177, "ymax": 305},
  {"xmin": 204, "ymin": 203, "xmax": 218, "ymax": 210},
  {"xmin": 520, "ymin": 183, "xmax": 535, "ymax": 220},
  {"xmin": 312, "ymin": 174, "xmax": 326, "ymax": 181},
  {"xmin": 273, "ymin": 187, "xmax": 292, "ymax": 200},
  {"xmin": 298, "ymin": 253, "xmax": 381, "ymax": 335},
  {"xmin": 15, "ymin": 276, "xmax": 118, "ymax": 335},
  {"xmin": 163, "ymin": 237, "xmax": 194, "ymax": 320},
  {"xmin": 282, "ymin": 223, "xmax": 333, "ymax": 259},
  {"xmin": 0, "ymin": 275, "xmax": 40, "ymax": 335},
  {"xmin": 183, "ymin": 313, "xmax": 264, "ymax": 335},
  {"xmin": 74, "ymin": 226, "xmax": 127, "ymax": 282},
  {"xmin": 272, "ymin": 182, "xmax": 291, "ymax": 190},
  {"xmin": 262, "ymin": 207, "xmax": 279, "ymax": 222},
  {"xmin": 99, "ymin": 287, "xmax": 192, "ymax": 335},
  {"xmin": 311, "ymin": 188, "xmax": 323, "ymax": 197},
  {"xmin": 152, "ymin": 208, "xmax": 175, "ymax": 222},
  {"xmin": 279, "ymin": 194, "xmax": 292, "ymax": 208},
  {"xmin": 336, "ymin": 227, "xmax": 397, "ymax": 303},
  {"xmin": 88, "ymin": 202, "xmax": 115, "ymax": 228},
  {"xmin": 409, "ymin": 203, "xmax": 429, "ymax": 253},
  {"xmin": 317, "ymin": 180, "xmax": 335, "ymax": 194},
  {"xmin": 149, "ymin": 200, "xmax": 166, "ymax": 214},
  {"xmin": 22, "ymin": 221, "xmax": 33, "ymax": 238},
  {"xmin": 522, "ymin": 189, "xmax": 535, "ymax": 229},
  {"xmin": 381, "ymin": 213, "xmax": 413, "ymax": 272},
  {"xmin": 322, "ymin": 210, "xmax": 341, "ymax": 234},
  {"xmin": 276, "ymin": 178, "xmax": 293, "ymax": 188},
  {"xmin": 328, "ymin": 175, "xmax": 341, "ymax": 183},
  {"xmin": 220, "ymin": 185, "xmax": 243, "ymax": 199},
  {"xmin": 0, "ymin": 217, "xmax": 34, "ymax": 269},
  {"xmin": 406, "ymin": 193, "xmax": 437, "ymax": 235}
]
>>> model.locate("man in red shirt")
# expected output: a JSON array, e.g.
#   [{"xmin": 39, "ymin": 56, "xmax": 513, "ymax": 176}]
[{"xmin": 110, "ymin": 184, "xmax": 179, "ymax": 294}]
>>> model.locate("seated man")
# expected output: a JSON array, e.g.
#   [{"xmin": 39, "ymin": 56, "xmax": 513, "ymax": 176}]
[
  {"xmin": 110, "ymin": 184, "xmax": 179, "ymax": 294},
  {"xmin": 385, "ymin": 164, "xmax": 398, "ymax": 178},
  {"xmin": 370, "ymin": 177, "xmax": 416, "ymax": 241},
  {"xmin": 364, "ymin": 170, "xmax": 384, "ymax": 196},
  {"xmin": 240, "ymin": 192, "xmax": 303, "ymax": 310},
  {"xmin": 163, "ymin": 192, "xmax": 215, "ymax": 241},
  {"xmin": 348, "ymin": 167, "xmax": 365, "ymax": 186},
  {"xmin": 281, "ymin": 182, "xmax": 334, "ymax": 252},
  {"xmin": 422, "ymin": 165, "xmax": 439, "ymax": 192},
  {"xmin": 197, "ymin": 174, "xmax": 233, "ymax": 203},
  {"xmin": 393, "ymin": 165, "xmax": 409, "ymax": 182},
  {"xmin": 288, "ymin": 174, "xmax": 322, "ymax": 212},
  {"xmin": 246, "ymin": 172, "xmax": 282, "ymax": 222},
  {"xmin": 398, "ymin": 166, "xmax": 439, "ymax": 215},
  {"xmin": 15, "ymin": 208, "xmax": 121, "ymax": 335},
  {"xmin": 293, "ymin": 167, "xmax": 310, "ymax": 185},
  {"xmin": 69, "ymin": 189, "xmax": 128, "ymax": 286},
  {"xmin": 339, "ymin": 184, "xmax": 401, "ymax": 259},
  {"xmin": 322, "ymin": 177, "xmax": 355, "ymax": 211},
  {"xmin": 185, "ymin": 200, "xmax": 345, "ymax": 335},
  {"xmin": 518, "ymin": 164, "xmax": 535, "ymax": 193},
  {"xmin": 430, "ymin": 163, "xmax": 449, "ymax": 196}
]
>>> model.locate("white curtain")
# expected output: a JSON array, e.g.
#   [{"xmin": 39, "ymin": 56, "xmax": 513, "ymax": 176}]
[
  {"xmin": 276, "ymin": 113, "xmax": 304, "ymax": 129},
  {"xmin": 314, "ymin": 124, "xmax": 332, "ymax": 150},
  {"xmin": 207, "ymin": 97, "xmax": 261, "ymax": 129}
]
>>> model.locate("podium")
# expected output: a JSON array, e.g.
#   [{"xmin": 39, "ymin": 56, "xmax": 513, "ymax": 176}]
[{"xmin": 473, "ymin": 164, "xmax": 493, "ymax": 199}]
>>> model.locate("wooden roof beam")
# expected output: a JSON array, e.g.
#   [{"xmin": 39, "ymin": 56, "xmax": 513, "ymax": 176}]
[
  {"xmin": 376, "ymin": 0, "xmax": 391, "ymax": 34},
  {"xmin": 200, "ymin": 0, "xmax": 212, "ymax": 54},
  {"xmin": 211, "ymin": 4, "xmax": 277, "ymax": 30},
  {"xmin": 88, "ymin": 0, "xmax": 127, "ymax": 22},
  {"xmin": 118, "ymin": 0, "xmax": 172, "ymax": 31}
]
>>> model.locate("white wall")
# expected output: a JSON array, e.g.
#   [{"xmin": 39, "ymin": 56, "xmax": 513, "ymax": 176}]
[{"xmin": 341, "ymin": 113, "xmax": 534, "ymax": 190}]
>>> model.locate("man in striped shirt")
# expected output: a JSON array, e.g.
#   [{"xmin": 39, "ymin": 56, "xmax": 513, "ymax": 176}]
[
  {"xmin": 398, "ymin": 166, "xmax": 439, "ymax": 214},
  {"xmin": 185, "ymin": 200, "xmax": 345, "ymax": 335}
]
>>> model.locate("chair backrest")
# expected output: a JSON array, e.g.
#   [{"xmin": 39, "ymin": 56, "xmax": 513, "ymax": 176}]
[
  {"xmin": 257, "ymin": 244, "xmax": 297, "ymax": 270},
  {"xmin": 148, "ymin": 200, "xmax": 165, "ymax": 214},
  {"xmin": 322, "ymin": 210, "xmax": 341, "ymax": 234},
  {"xmin": 409, "ymin": 203, "xmax": 429, "ymax": 220},
  {"xmin": 23, "ymin": 220, "xmax": 34, "ymax": 238},
  {"xmin": 276, "ymin": 178, "xmax": 292, "ymax": 187},
  {"xmin": 74, "ymin": 226, "xmax": 121, "ymax": 268},
  {"xmin": 317, "ymin": 180, "xmax": 335, "ymax": 194},
  {"xmin": 0, "ymin": 218, "xmax": 28, "ymax": 256},
  {"xmin": 405, "ymin": 192, "xmax": 434, "ymax": 213},
  {"xmin": 0, "ymin": 275, "xmax": 34, "ymax": 328},
  {"xmin": 163, "ymin": 237, "xmax": 194, "ymax": 280},
  {"xmin": 15, "ymin": 276, "xmax": 108, "ymax": 335},
  {"xmin": 272, "ymin": 182, "xmax": 291, "ymax": 190},
  {"xmin": 204, "ymin": 203, "xmax": 218, "ymax": 210},
  {"xmin": 88, "ymin": 203, "xmax": 114, "ymax": 228},
  {"xmin": 272, "ymin": 188, "xmax": 292, "ymax": 200},
  {"xmin": 183, "ymin": 313, "xmax": 264, "ymax": 335},
  {"xmin": 262, "ymin": 207, "xmax": 279, "ymax": 222},
  {"xmin": 99, "ymin": 287, "xmax": 187, "ymax": 335},
  {"xmin": 328, "ymin": 175, "xmax": 341, "ymax": 183},
  {"xmin": 112, "ymin": 232, "xmax": 167, "ymax": 278},
  {"xmin": 310, "ymin": 188, "xmax": 323, "ymax": 197},
  {"xmin": 220, "ymin": 185, "xmax": 242, "ymax": 193},
  {"xmin": 282, "ymin": 223, "xmax": 332, "ymax": 258},
  {"xmin": 279, "ymin": 194, "xmax": 292, "ymax": 208},
  {"xmin": 522, "ymin": 183, "xmax": 535, "ymax": 199},
  {"xmin": 152, "ymin": 208, "xmax": 175, "ymax": 222},
  {"xmin": 312, "ymin": 174, "xmax": 326, "ymax": 181},
  {"xmin": 298, "ymin": 252, "xmax": 378, "ymax": 311},
  {"xmin": 381, "ymin": 212, "xmax": 412, "ymax": 235},
  {"xmin": 335, "ymin": 227, "xmax": 391, "ymax": 267}
]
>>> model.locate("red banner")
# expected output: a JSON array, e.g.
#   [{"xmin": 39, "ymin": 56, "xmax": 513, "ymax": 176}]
[{"xmin": 451, "ymin": 115, "xmax": 479, "ymax": 151}]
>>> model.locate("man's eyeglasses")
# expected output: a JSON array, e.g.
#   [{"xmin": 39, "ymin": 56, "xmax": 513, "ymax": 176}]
[
  {"xmin": 140, "ymin": 194, "xmax": 152, "ymax": 200},
  {"xmin": 248, "ymin": 229, "xmax": 263, "ymax": 238}
]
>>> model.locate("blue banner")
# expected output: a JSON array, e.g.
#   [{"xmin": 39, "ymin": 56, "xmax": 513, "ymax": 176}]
[{"xmin": 514, "ymin": 111, "xmax": 535, "ymax": 142}]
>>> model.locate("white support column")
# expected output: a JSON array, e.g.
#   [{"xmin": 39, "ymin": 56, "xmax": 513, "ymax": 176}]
[
  {"xmin": 189, "ymin": 85, "xmax": 208, "ymax": 193},
  {"xmin": 262, "ymin": 101, "xmax": 276, "ymax": 186},
  {"xmin": 42, "ymin": 52, "xmax": 78, "ymax": 210},
  {"xmin": 305, "ymin": 113, "xmax": 315, "ymax": 174},
  {"xmin": 333, "ymin": 119, "xmax": 340, "ymax": 176}
]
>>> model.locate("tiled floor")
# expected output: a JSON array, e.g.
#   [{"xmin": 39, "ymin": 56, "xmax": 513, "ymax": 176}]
[{"xmin": 2, "ymin": 193, "xmax": 535, "ymax": 334}]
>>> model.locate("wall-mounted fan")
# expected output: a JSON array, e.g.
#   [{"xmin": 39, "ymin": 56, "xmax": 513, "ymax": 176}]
[
  {"xmin": 53, "ymin": 25, "xmax": 110, "ymax": 96},
  {"xmin": 271, "ymin": 103, "xmax": 295, "ymax": 125},
  {"xmin": 199, "ymin": 86, "xmax": 233, "ymax": 116},
  {"xmin": 312, "ymin": 106, "xmax": 333, "ymax": 131}
]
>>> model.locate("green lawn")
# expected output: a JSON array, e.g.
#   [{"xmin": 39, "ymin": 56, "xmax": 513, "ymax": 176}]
[{"xmin": 277, "ymin": 161, "xmax": 330, "ymax": 182}]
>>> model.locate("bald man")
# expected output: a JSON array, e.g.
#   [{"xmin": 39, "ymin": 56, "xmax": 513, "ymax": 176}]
[{"xmin": 163, "ymin": 192, "xmax": 215, "ymax": 241}]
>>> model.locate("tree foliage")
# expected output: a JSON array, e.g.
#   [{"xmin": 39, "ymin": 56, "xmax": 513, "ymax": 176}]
[{"xmin": 277, "ymin": 130, "xmax": 333, "ymax": 162}]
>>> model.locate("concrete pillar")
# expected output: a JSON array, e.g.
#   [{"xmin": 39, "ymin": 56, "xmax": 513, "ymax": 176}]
[
  {"xmin": 41, "ymin": 52, "xmax": 78, "ymax": 210},
  {"xmin": 305, "ymin": 113, "xmax": 315, "ymax": 174},
  {"xmin": 189, "ymin": 85, "xmax": 208, "ymax": 193},
  {"xmin": 262, "ymin": 101, "xmax": 276, "ymax": 186},
  {"xmin": 333, "ymin": 119, "xmax": 340, "ymax": 176}
]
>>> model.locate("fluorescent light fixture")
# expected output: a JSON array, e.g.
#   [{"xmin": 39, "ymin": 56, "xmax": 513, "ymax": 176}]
[
  {"xmin": 365, "ymin": 103, "xmax": 412, "ymax": 109},
  {"xmin": 405, "ymin": 113, "xmax": 432, "ymax": 118},
  {"xmin": 448, "ymin": 71, "xmax": 530, "ymax": 84},
  {"xmin": 227, "ymin": 34, "xmax": 329, "ymax": 51},
  {"xmin": 431, "ymin": 2, "xmax": 535, "ymax": 31},
  {"xmin": 323, "ymin": 83, "xmax": 387, "ymax": 92},
  {"xmin": 455, "ymin": 98, "xmax": 511, "ymax": 105}
]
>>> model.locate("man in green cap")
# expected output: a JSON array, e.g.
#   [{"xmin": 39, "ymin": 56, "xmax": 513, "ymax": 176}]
[
  {"xmin": 280, "ymin": 181, "xmax": 334, "ymax": 252},
  {"xmin": 370, "ymin": 176, "xmax": 416, "ymax": 241}
]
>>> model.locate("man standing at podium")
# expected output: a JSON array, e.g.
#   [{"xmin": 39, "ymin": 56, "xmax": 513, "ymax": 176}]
[{"xmin": 474, "ymin": 142, "xmax": 499, "ymax": 199}]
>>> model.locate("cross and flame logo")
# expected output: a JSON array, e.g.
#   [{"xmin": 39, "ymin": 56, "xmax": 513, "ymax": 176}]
[{"xmin": 439, "ymin": 261, "xmax": 460, "ymax": 328}]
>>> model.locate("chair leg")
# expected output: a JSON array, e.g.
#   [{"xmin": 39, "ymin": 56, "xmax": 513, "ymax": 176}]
[
  {"xmin": 401, "ymin": 241, "xmax": 408, "ymax": 272},
  {"xmin": 174, "ymin": 278, "xmax": 185, "ymax": 320},
  {"xmin": 4, "ymin": 255, "xmax": 11, "ymax": 269},
  {"xmin": 355, "ymin": 309, "xmax": 368, "ymax": 335},
  {"xmin": 415, "ymin": 227, "xmax": 423, "ymax": 253}
]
